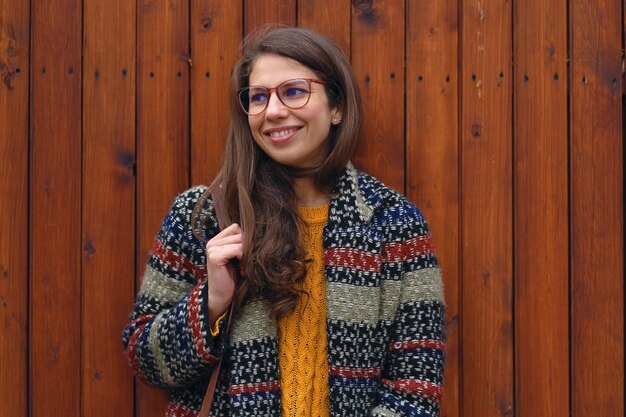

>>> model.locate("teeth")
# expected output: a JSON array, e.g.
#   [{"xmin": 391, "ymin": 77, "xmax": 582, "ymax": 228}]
[{"xmin": 268, "ymin": 128, "xmax": 297, "ymax": 138}]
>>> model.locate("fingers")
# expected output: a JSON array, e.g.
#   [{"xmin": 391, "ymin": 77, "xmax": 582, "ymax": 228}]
[
  {"xmin": 212, "ymin": 223, "xmax": 242, "ymax": 239},
  {"xmin": 206, "ymin": 243, "xmax": 243, "ymax": 266},
  {"xmin": 206, "ymin": 223, "xmax": 243, "ymax": 268}
]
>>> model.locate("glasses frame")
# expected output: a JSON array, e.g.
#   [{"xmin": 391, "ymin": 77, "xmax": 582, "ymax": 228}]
[{"xmin": 236, "ymin": 78, "xmax": 326, "ymax": 116}]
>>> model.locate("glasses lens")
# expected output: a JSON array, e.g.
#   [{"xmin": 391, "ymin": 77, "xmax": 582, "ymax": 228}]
[
  {"xmin": 238, "ymin": 79, "xmax": 313, "ymax": 115},
  {"xmin": 277, "ymin": 79, "xmax": 311, "ymax": 109},
  {"xmin": 239, "ymin": 86, "xmax": 270, "ymax": 115}
]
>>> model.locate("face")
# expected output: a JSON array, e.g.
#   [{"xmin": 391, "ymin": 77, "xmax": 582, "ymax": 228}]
[{"xmin": 246, "ymin": 54, "xmax": 341, "ymax": 169}]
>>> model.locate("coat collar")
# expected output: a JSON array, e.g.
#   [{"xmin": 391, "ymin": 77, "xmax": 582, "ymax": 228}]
[{"xmin": 328, "ymin": 162, "xmax": 382, "ymax": 226}]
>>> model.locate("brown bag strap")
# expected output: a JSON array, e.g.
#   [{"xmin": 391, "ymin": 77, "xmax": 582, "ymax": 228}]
[
  {"xmin": 198, "ymin": 303, "xmax": 233, "ymax": 417},
  {"xmin": 198, "ymin": 188, "xmax": 234, "ymax": 417}
]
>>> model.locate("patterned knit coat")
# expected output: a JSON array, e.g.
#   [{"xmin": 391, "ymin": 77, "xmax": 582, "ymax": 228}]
[{"xmin": 122, "ymin": 163, "xmax": 446, "ymax": 417}]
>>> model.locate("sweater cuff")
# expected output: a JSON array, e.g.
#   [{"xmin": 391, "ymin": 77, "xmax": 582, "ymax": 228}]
[{"xmin": 210, "ymin": 310, "xmax": 229, "ymax": 337}]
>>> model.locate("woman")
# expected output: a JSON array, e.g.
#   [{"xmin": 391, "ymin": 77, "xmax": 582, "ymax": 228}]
[{"xmin": 123, "ymin": 27, "xmax": 445, "ymax": 417}]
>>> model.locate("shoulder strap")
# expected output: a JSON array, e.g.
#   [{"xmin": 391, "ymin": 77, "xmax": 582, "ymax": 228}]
[{"xmin": 198, "ymin": 187, "xmax": 234, "ymax": 417}]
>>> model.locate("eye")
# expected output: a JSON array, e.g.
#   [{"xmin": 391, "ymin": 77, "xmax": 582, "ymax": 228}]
[
  {"xmin": 249, "ymin": 91, "xmax": 269, "ymax": 104},
  {"xmin": 283, "ymin": 87, "xmax": 307, "ymax": 97}
]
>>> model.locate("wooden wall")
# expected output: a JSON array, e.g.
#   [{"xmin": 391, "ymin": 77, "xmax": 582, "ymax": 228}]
[{"xmin": 1, "ymin": 1, "xmax": 623, "ymax": 416}]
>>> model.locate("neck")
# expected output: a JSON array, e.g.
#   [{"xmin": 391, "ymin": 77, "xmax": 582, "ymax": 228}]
[{"xmin": 293, "ymin": 176, "xmax": 330, "ymax": 207}]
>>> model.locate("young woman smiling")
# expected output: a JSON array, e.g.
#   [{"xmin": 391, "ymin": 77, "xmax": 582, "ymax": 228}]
[{"xmin": 123, "ymin": 27, "xmax": 446, "ymax": 417}]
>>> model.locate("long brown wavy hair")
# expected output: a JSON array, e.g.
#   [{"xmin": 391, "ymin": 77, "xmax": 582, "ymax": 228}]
[{"xmin": 202, "ymin": 27, "xmax": 362, "ymax": 318}]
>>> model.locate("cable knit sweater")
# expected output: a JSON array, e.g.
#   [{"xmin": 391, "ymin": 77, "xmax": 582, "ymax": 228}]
[
  {"xmin": 278, "ymin": 205, "xmax": 330, "ymax": 416},
  {"xmin": 122, "ymin": 163, "xmax": 446, "ymax": 417}
]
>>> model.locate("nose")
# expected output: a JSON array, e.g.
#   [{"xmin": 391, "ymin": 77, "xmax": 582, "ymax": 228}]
[{"xmin": 264, "ymin": 92, "xmax": 288, "ymax": 120}]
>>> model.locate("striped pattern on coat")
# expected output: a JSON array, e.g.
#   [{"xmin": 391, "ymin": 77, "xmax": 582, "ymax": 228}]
[{"xmin": 122, "ymin": 162, "xmax": 446, "ymax": 417}]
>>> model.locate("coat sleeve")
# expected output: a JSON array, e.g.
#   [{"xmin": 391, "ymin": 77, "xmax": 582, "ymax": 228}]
[
  {"xmin": 121, "ymin": 188, "xmax": 228, "ymax": 388},
  {"xmin": 372, "ymin": 204, "xmax": 446, "ymax": 417}
]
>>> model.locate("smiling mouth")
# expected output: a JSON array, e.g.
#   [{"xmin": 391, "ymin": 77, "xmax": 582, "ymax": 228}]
[{"xmin": 265, "ymin": 127, "xmax": 301, "ymax": 138}]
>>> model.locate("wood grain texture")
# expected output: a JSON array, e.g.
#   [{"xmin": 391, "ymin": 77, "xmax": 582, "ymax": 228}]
[
  {"xmin": 0, "ymin": 1, "xmax": 29, "ymax": 416},
  {"xmin": 513, "ymin": 0, "xmax": 569, "ymax": 416},
  {"xmin": 137, "ymin": 1, "xmax": 190, "ymax": 416},
  {"xmin": 82, "ymin": 1, "xmax": 135, "ymax": 416},
  {"xmin": 351, "ymin": 0, "xmax": 405, "ymax": 192},
  {"xmin": 244, "ymin": 0, "xmax": 296, "ymax": 34},
  {"xmin": 406, "ymin": 2, "xmax": 459, "ymax": 416},
  {"xmin": 191, "ymin": 1, "xmax": 242, "ymax": 186},
  {"xmin": 460, "ymin": 0, "xmax": 513, "ymax": 416},
  {"xmin": 298, "ymin": 0, "xmax": 351, "ymax": 57},
  {"xmin": 29, "ymin": 0, "xmax": 82, "ymax": 416},
  {"xmin": 570, "ymin": 0, "xmax": 624, "ymax": 415}
]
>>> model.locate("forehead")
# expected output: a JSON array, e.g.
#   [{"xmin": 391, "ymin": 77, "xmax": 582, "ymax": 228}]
[{"xmin": 248, "ymin": 54, "xmax": 318, "ymax": 86}]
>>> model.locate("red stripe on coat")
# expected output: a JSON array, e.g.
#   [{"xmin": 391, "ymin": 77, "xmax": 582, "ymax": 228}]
[
  {"xmin": 186, "ymin": 285, "xmax": 218, "ymax": 364},
  {"xmin": 166, "ymin": 401, "xmax": 198, "ymax": 417},
  {"xmin": 382, "ymin": 378, "xmax": 443, "ymax": 401},
  {"xmin": 329, "ymin": 365, "xmax": 382, "ymax": 379},
  {"xmin": 228, "ymin": 380, "xmax": 280, "ymax": 395},
  {"xmin": 389, "ymin": 339, "xmax": 445, "ymax": 352},
  {"xmin": 382, "ymin": 235, "xmax": 434, "ymax": 263},
  {"xmin": 151, "ymin": 240, "xmax": 206, "ymax": 282},
  {"xmin": 324, "ymin": 247, "xmax": 382, "ymax": 272},
  {"xmin": 126, "ymin": 318, "xmax": 152, "ymax": 383}
]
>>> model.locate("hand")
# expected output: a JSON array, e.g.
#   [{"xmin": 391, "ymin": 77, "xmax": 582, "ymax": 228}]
[{"xmin": 205, "ymin": 223, "xmax": 243, "ymax": 323}]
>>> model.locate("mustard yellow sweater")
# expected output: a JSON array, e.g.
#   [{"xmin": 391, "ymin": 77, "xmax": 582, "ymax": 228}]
[{"xmin": 277, "ymin": 205, "xmax": 330, "ymax": 417}]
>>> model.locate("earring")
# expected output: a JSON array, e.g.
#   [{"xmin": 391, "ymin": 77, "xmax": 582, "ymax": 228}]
[{"xmin": 332, "ymin": 117, "xmax": 341, "ymax": 125}]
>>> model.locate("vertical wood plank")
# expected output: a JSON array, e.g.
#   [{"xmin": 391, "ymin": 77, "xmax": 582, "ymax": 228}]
[
  {"xmin": 137, "ymin": 1, "xmax": 190, "ymax": 416},
  {"xmin": 30, "ymin": 0, "xmax": 82, "ymax": 416},
  {"xmin": 460, "ymin": 0, "xmax": 513, "ymax": 416},
  {"xmin": 351, "ymin": 0, "xmax": 405, "ymax": 192},
  {"xmin": 244, "ymin": 0, "xmax": 296, "ymax": 34},
  {"xmin": 82, "ymin": 1, "xmax": 135, "ymax": 416},
  {"xmin": 513, "ymin": 0, "xmax": 569, "ymax": 416},
  {"xmin": 298, "ymin": 0, "xmax": 351, "ymax": 57},
  {"xmin": 0, "ymin": 1, "xmax": 29, "ymax": 416},
  {"xmin": 191, "ymin": 1, "xmax": 243, "ymax": 186},
  {"xmin": 570, "ymin": 0, "xmax": 624, "ymax": 415},
  {"xmin": 405, "ymin": 1, "xmax": 459, "ymax": 416}
]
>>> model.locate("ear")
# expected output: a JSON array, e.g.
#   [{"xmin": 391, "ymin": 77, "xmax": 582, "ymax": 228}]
[{"xmin": 330, "ymin": 107, "xmax": 343, "ymax": 125}]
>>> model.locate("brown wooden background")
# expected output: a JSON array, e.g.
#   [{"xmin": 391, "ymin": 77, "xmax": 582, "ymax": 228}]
[{"xmin": 1, "ymin": 0, "xmax": 624, "ymax": 416}]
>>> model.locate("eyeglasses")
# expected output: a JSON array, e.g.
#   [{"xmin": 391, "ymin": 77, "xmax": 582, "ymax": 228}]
[{"xmin": 236, "ymin": 78, "xmax": 325, "ymax": 116}]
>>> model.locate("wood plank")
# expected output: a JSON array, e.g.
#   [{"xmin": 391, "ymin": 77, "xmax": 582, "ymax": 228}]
[
  {"xmin": 29, "ymin": 0, "xmax": 82, "ymax": 416},
  {"xmin": 513, "ymin": 0, "xmax": 569, "ymax": 416},
  {"xmin": 570, "ymin": 0, "xmax": 624, "ymax": 415},
  {"xmin": 460, "ymin": 0, "xmax": 513, "ymax": 416},
  {"xmin": 190, "ymin": 1, "xmax": 242, "ymax": 186},
  {"xmin": 297, "ymin": 0, "xmax": 351, "ymax": 57},
  {"xmin": 0, "ymin": 1, "xmax": 29, "ymax": 416},
  {"xmin": 82, "ymin": 1, "xmax": 135, "ymax": 416},
  {"xmin": 137, "ymin": 1, "xmax": 190, "ymax": 416},
  {"xmin": 405, "ymin": 1, "xmax": 459, "ymax": 416},
  {"xmin": 244, "ymin": 0, "xmax": 296, "ymax": 34},
  {"xmin": 351, "ymin": 0, "xmax": 405, "ymax": 192}
]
